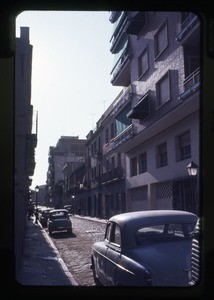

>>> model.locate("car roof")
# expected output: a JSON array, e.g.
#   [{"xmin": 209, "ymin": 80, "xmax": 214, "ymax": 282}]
[
  {"xmin": 108, "ymin": 210, "xmax": 198, "ymax": 249},
  {"xmin": 49, "ymin": 209, "xmax": 68, "ymax": 213},
  {"xmin": 109, "ymin": 210, "xmax": 198, "ymax": 228},
  {"xmin": 43, "ymin": 207, "xmax": 54, "ymax": 211}
]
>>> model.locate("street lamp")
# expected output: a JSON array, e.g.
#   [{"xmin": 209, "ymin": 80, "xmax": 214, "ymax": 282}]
[
  {"xmin": 186, "ymin": 161, "xmax": 198, "ymax": 176},
  {"xmin": 35, "ymin": 185, "xmax": 39, "ymax": 223},
  {"xmin": 186, "ymin": 161, "xmax": 199, "ymax": 215}
]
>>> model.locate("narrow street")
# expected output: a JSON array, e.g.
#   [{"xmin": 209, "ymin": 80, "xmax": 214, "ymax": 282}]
[{"xmin": 44, "ymin": 216, "xmax": 107, "ymax": 286}]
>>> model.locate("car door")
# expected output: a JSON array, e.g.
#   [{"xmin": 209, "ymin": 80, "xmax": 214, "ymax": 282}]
[
  {"xmin": 105, "ymin": 222, "xmax": 121, "ymax": 286},
  {"xmin": 93, "ymin": 222, "xmax": 112, "ymax": 285}
]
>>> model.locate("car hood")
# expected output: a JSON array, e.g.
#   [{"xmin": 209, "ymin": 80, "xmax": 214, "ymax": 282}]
[{"xmin": 129, "ymin": 240, "xmax": 192, "ymax": 286}]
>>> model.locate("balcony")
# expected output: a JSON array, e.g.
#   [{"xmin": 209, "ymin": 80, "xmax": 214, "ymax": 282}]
[
  {"xmin": 124, "ymin": 12, "xmax": 146, "ymax": 35},
  {"xmin": 101, "ymin": 166, "xmax": 124, "ymax": 184},
  {"xmin": 112, "ymin": 85, "xmax": 133, "ymax": 116},
  {"xmin": 176, "ymin": 13, "xmax": 200, "ymax": 45},
  {"xmin": 110, "ymin": 42, "xmax": 131, "ymax": 86},
  {"xmin": 110, "ymin": 12, "xmax": 146, "ymax": 52},
  {"xmin": 179, "ymin": 68, "xmax": 200, "ymax": 100},
  {"xmin": 109, "ymin": 11, "xmax": 121, "ymax": 23},
  {"xmin": 112, "ymin": 124, "xmax": 134, "ymax": 151},
  {"xmin": 110, "ymin": 12, "xmax": 127, "ymax": 53}
]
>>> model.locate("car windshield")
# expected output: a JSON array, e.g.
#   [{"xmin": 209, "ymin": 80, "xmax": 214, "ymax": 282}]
[
  {"xmin": 50, "ymin": 211, "xmax": 68, "ymax": 219},
  {"xmin": 135, "ymin": 223, "xmax": 195, "ymax": 245}
]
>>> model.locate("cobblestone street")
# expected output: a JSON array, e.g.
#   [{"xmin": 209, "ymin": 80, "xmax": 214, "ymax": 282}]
[{"xmin": 45, "ymin": 216, "xmax": 107, "ymax": 286}]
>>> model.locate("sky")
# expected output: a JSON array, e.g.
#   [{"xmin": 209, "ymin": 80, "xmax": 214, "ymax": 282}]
[{"xmin": 16, "ymin": 11, "xmax": 122, "ymax": 189}]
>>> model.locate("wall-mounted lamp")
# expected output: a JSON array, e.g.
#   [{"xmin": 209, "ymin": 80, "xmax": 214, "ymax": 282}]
[{"xmin": 186, "ymin": 161, "xmax": 198, "ymax": 176}]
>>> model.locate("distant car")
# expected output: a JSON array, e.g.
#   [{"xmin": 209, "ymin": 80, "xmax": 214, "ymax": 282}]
[
  {"xmin": 39, "ymin": 207, "xmax": 54, "ymax": 227},
  {"xmin": 64, "ymin": 205, "xmax": 73, "ymax": 215},
  {"xmin": 188, "ymin": 218, "xmax": 200, "ymax": 286},
  {"xmin": 91, "ymin": 210, "xmax": 198, "ymax": 286},
  {"xmin": 47, "ymin": 209, "xmax": 72, "ymax": 235}
]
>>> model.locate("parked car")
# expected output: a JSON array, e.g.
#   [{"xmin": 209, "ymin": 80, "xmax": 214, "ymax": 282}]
[
  {"xmin": 47, "ymin": 209, "xmax": 72, "ymax": 235},
  {"xmin": 91, "ymin": 210, "xmax": 198, "ymax": 286},
  {"xmin": 39, "ymin": 207, "xmax": 54, "ymax": 227},
  {"xmin": 188, "ymin": 218, "xmax": 200, "ymax": 286},
  {"xmin": 64, "ymin": 205, "xmax": 73, "ymax": 215}
]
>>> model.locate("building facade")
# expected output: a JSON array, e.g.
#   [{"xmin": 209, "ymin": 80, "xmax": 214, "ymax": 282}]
[
  {"xmin": 48, "ymin": 11, "xmax": 200, "ymax": 219},
  {"xmin": 15, "ymin": 27, "xmax": 37, "ymax": 275},
  {"xmin": 46, "ymin": 136, "xmax": 86, "ymax": 208},
  {"xmin": 82, "ymin": 96, "xmax": 127, "ymax": 218},
  {"xmin": 109, "ymin": 11, "xmax": 200, "ymax": 215},
  {"xmin": 68, "ymin": 11, "xmax": 200, "ymax": 218}
]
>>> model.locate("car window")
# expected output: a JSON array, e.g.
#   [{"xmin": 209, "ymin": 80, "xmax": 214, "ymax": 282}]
[
  {"xmin": 136, "ymin": 223, "xmax": 195, "ymax": 245},
  {"xmin": 105, "ymin": 222, "xmax": 121, "ymax": 247},
  {"xmin": 105, "ymin": 222, "xmax": 112, "ymax": 242},
  {"xmin": 110, "ymin": 224, "xmax": 121, "ymax": 247},
  {"xmin": 50, "ymin": 211, "xmax": 68, "ymax": 219}
]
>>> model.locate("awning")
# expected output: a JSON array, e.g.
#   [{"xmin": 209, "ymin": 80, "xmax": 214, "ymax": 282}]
[{"xmin": 127, "ymin": 92, "xmax": 150, "ymax": 120}]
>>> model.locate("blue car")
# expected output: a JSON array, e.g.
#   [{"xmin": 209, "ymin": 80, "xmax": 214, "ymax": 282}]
[
  {"xmin": 91, "ymin": 210, "xmax": 198, "ymax": 286},
  {"xmin": 47, "ymin": 209, "xmax": 72, "ymax": 235}
]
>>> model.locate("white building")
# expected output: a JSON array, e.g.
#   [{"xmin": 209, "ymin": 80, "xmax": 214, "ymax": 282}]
[{"xmin": 109, "ymin": 11, "xmax": 200, "ymax": 214}]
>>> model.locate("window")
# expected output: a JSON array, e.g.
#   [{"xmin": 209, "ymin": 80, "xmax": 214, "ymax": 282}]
[
  {"xmin": 93, "ymin": 141, "xmax": 97, "ymax": 153},
  {"xmin": 111, "ymin": 156, "xmax": 115, "ymax": 169},
  {"xmin": 110, "ymin": 122, "xmax": 114, "ymax": 139},
  {"xmin": 105, "ymin": 222, "xmax": 121, "ymax": 247},
  {"xmin": 117, "ymin": 153, "xmax": 121, "ymax": 167},
  {"xmin": 138, "ymin": 47, "xmax": 149, "ymax": 78},
  {"xmin": 139, "ymin": 152, "xmax": 147, "ymax": 173},
  {"xmin": 105, "ymin": 128, "xmax": 109, "ymax": 144},
  {"xmin": 154, "ymin": 20, "xmax": 168, "ymax": 58},
  {"xmin": 110, "ymin": 194, "xmax": 115, "ymax": 210},
  {"xmin": 156, "ymin": 72, "xmax": 170, "ymax": 107},
  {"xmin": 106, "ymin": 158, "xmax": 109, "ymax": 171},
  {"xmin": 130, "ymin": 156, "xmax": 137, "ymax": 176},
  {"xmin": 105, "ymin": 222, "xmax": 112, "ymax": 242},
  {"xmin": 111, "ymin": 224, "xmax": 121, "ymax": 247},
  {"xmin": 98, "ymin": 163, "xmax": 101, "ymax": 176},
  {"xmin": 98, "ymin": 136, "xmax": 101, "ymax": 152},
  {"xmin": 92, "ymin": 167, "xmax": 96, "ymax": 179},
  {"xmin": 176, "ymin": 131, "xmax": 191, "ymax": 161},
  {"xmin": 135, "ymin": 223, "xmax": 195, "ymax": 246},
  {"xmin": 157, "ymin": 142, "xmax": 167, "ymax": 168}
]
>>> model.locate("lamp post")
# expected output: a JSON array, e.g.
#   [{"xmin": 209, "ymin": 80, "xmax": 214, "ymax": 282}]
[
  {"xmin": 35, "ymin": 185, "xmax": 39, "ymax": 224},
  {"xmin": 186, "ymin": 161, "xmax": 199, "ymax": 215},
  {"xmin": 186, "ymin": 161, "xmax": 198, "ymax": 176}
]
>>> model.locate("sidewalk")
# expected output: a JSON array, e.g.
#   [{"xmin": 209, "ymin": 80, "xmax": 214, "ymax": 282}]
[{"xmin": 16, "ymin": 217, "xmax": 78, "ymax": 287}]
